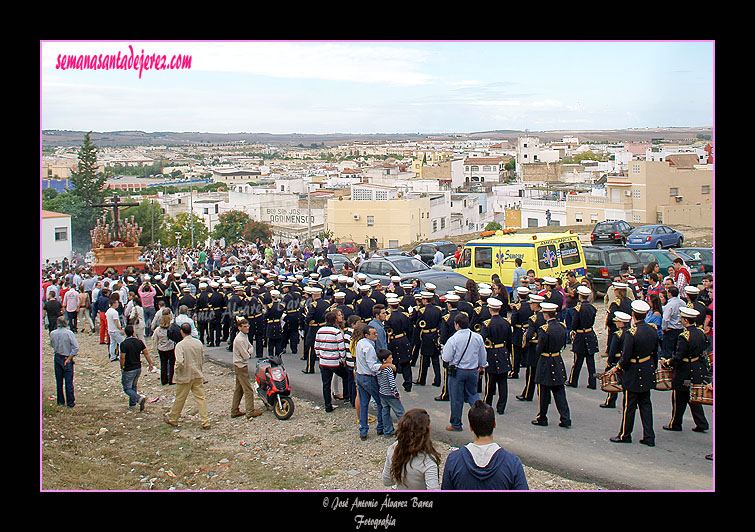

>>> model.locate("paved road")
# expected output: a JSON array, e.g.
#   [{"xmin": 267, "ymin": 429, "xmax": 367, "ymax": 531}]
[{"xmin": 204, "ymin": 305, "xmax": 714, "ymax": 491}]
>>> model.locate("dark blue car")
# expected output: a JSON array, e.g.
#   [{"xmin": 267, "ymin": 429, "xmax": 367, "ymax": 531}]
[{"xmin": 626, "ymin": 225, "xmax": 684, "ymax": 250}]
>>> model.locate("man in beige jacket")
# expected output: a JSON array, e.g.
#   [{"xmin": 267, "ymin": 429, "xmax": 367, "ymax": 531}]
[
  {"xmin": 231, "ymin": 319, "xmax": 263, "ymax": 419},
  {"xmin": 165, "ymin": 323, "xmax": 210, "ymax": 429}
]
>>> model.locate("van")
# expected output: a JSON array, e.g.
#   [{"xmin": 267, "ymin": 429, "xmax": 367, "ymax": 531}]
[{"xmin": 454, "ymin": 230, "xmax": 587, "ymax": 294}]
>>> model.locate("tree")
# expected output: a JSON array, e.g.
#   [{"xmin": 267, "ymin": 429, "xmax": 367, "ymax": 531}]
[
  {"xmin": 164, "ymin": 212, "xmax": 209, "ymax": 248},
  {"xmin": 485, "ymin": 221, "xmax": 502, "ymax": 231},
  {"xmin": 69, "ymin": 132, "xmax": 106, "ymax": 205},
  {"xmin": 243, "ymin": 219, "xmax": 273, "ymax": 243},
  {"xmin": 212, "ymin": 210, "xmax": 251, "ymax": 245}
]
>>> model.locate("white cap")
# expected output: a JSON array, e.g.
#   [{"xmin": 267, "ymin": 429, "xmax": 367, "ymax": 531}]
[
  {"xmin": 420, "ymin": 291, "xmax": 434, "ymax": 299},
  {"xmin": 613, "ymin": 311, "xmax": 632, "ymax": 323},
  {"xmin": 685, "ymin": 286, "xmax": 700, "ymax": 295},
  {"xmin": 264, "ymin": 281, "xmax": 274, "ymax": 288},
  {"xmin": 479, "ymin": 287, "xmax": 493, "ymax": 296},
  {"xmin": 234, "ymin": 285, "xmax": 245, "ymax": 291},
  {"xmin": 577, "ymin": 286, "xmax": 592, "ymax": 297},
  {"xmin": 359, "ymin": 284, "xmax": 370, "ymax": 291},
  {"xmin": 487, "ymin": 297, "xmax": 502, "ymax": 309},
  {"xmin": 541, "ymin": 302, "xmax": 558, "ymax": 312},
  {"xmin": 198, "ymin": 282, "xmax": 208, "ymax": 289},
  {"xmin": 680, "ymin": 307, "xmax": 700, "ymax": 319},
  {"xmin": 543, "ymin": 276, "xmax": 557, "ymax": 285},
  {"xmin": 303, "ymin": 286, "xmax": 313, "ymax": 294},
  {"xmin": 338, "ymin": 275, "xmax": 348, "ymax": 283},
  {"xmin": 256, "ymin": 278, "xmax": 266, "ymax": 285},
  {"xmin": 223, "ymin": 283, "xmax": 232, "ymax": 288},
  {"xmin": 295, "ymin": 274, "xmax": 304, "ymax": 281},
  {"xmin": 478, "ymin": 283, "xmax": 491, "ymax": 290},
  {"xmin": 386, "ymin": 296, "xmax": 400, "ymax": 305},
  {"xmin": 454, "ymin": 285, "xmax": 468, "ymax": 294},
  {"xmin": 401, "ymin": 282, "xmax": 413, "ymax": 289},
  {"xmin": 329, "ymin": 274, "xmax": 338, "ymax": 281},
  {"xmin": 346, "ymin": 277, "xmax": 355, "ymax": 284},
  {"xmin": 529, "ymin": 294, "xmax": 544, "ymax": 303},
  {"xmin": 155, "ymin": 275, "xmax": 162, "ymax": 280},
  {"xmin": 183, "ymin": 286, "xmax": 191, "ymax": 292},
  {"xmin": 425, "ymin": 283, "xmax": 436, "ymax": 291},
  {"xmin": 368, "ymin": 279, "xmax": 380, "ymax": 287},
  {"xmin": 310, "ymin": 287, "xmax": 322, "ymax": 295},
  {"xmin": 209, "ymin": 281, "xmax": 219, "ymax": 288},
  {"xmin": 517, "ymin": 287, "xmax": 530, "ymax": 295},
  {"xmin": 334, "ymin": 291, "xmax": 346, "ymax": 299},
  {"xmin": 356, "ymin": 273, "xmax": 367, "ymax": 281},
  {"xmin": 445, "ymin": 293, "xmax": 460, "ymax": 303},
  {"xmin": 631, "ymin": 300, "xmax": 651, "ymax": 314},
  {"xmin": 310, "ymin": 273, "xmax": 320, "ymax": 280},
  {"xmin": 127, "ymin": 276, "xmax": 135, "ymax": 282},
  {"xmin": 270, "ymin": 290, "xmax": 281, "ymax": 298},
  {"xmin": 144, "ymin": 275, "xmax": 151, "ymax": 281},
  {"xmin": 612, "ymin": 282, "xmax": 628, "ymax": 289}
]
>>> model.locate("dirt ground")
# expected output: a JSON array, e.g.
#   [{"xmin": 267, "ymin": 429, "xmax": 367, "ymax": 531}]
[{"xmin": 41, "ymin": 328, "xmax": 605, "ymax": 491}]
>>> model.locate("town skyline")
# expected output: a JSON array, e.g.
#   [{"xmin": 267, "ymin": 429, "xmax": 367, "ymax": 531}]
[{"xmin": 41, "ymin": 41, "xmax": 714, "ymax": 135}]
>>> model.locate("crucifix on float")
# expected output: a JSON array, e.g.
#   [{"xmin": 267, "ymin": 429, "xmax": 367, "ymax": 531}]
[{"xmin": 91, "ymin": 194, "xmax": 140, "ymax": 240}]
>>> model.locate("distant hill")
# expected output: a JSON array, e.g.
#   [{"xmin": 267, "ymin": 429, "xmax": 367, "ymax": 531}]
[{"xmin": 42, "ymin": 127, "xmax": 713, "ymax": 148}]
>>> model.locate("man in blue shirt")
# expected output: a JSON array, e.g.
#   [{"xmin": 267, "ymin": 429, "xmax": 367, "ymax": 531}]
[
  {"xmin": 368, "ymin": 304, "xmax": 388, "ymax": 352},
  {"xmin": 441, "ymin": 313, "xmax": 488, "ymax": 432},
  {"xmin": 355, "ymin": 326, "xmax": 388, "ymax": 440},
  {"xmin": 441, "ymin": 400, "xmax": 528, "ymax": 490},
  {"xmin": 511, "ymin": 258, "xmax": 527, "ymax": 299},
  {"xmin": 49, "ymin": 317, "xmax": 79, "ymax": 408}
]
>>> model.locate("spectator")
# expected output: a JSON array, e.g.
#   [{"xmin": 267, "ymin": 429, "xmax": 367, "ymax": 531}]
[
  {"xmin": 670, "ymin": 249, "xmax": 691, "ymax": 299},
  {"xmin": 382, "ymin": 408, "xmax": 441, "ymax": 490},
  {"xmin": 49, "ymin": 316, "xmax": 79, "ymax": 408},
  {"xmin": 106, "ymin": 294, "xmax": 126, "ymax": 362},
  {"xmin": 152, "ymin": 308, "xmax": 176, "ymax": 386},
  {"xmin": 432, "ymin": 246, "xmax": 444, "ymax": 266},
  {"xmin": 43, "ymin": 293, "xmax": 63, "ymax": 334},
  {"xmin": 315, "ymin": 311, "xmax": 350, "ymax": 413},
  {"xmin": 645, "ymin": 293, "xmax": 664, "ymax": 354},
  {"xmin": 231, "ymin": 319, "xmax": 263, "ymax": 419},
  {"xmin": 441, "ymin": 312, "xmax": 488, "ymax": 432},
  {"xmin": 119, "ymin": 324, "xmax": 154, "ymax": 411},
  {"xmin": 355, "ymin": 325, "xmax": 386, "ymax": 440},
  {"xmin": 174, "ymin": 305, "xmax": 199, "ymax": 339},
  {"xmin": 368, "ymin": 304, "xmax": 388, "ymax": 353},
  {"xmin": 661, "ymin": 286, "xmax": 684, "ymax": 358},
  {"xmin": 138, "ymin": 279, "xmax": 157, "ymax": 337},
  {"xmin": 377, "ymin": 349, "xmax": 405, "ymax": 437},
  {"xmin": 165, "ymin": 323, "xmax": 210, "ymax": 429},
  {"xmin": 63, "ymin": 284, "xmax": 80, "ymax": 332},
  {"xmin": 441, "ymin": 400, "xmax": 529, "ymax": 490},
  {"xmin": 76, "ymin": 284, "xmax": 95, "ymax": 334}
]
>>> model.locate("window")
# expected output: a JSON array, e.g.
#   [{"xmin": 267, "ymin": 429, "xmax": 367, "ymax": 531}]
[
  {"xmin": 474, "ymin": 247, "xmax": 492, "ymax": 268},
  {"xmin": 537, "ymin": 245, "xmax": 559, "ymax": 270},
  {"xmin": 203, "ymin": 208, "xmax": 209, "ymax": 215},
  {"xmin": 633, "ymin": 214, "xmax": 642, "ymax": 223},
  {"xmin": 367, "ymin": 216, "xmax": 374, "ymax": 226},
  {"xmin": 633, "ymin": 189, "xmax": 641, "ymax": 198},
  {"xmin": 440, "ymin": 217, "xmax": 446, "ymax": 229},
  {"xmin": 389, "ymin": 240, "xmax": 399, "ymax": 248},
  {"xmin": 669, "ymin": 187, "xmax": 679, "ymax": 196},
  {"xmin": 483, "ymin": 166, "xmax": 490, "ymax": 172},
  {"xmin": 458, "ymin": 248, "xmax": 471, "ymax": 268},
  {"xmin": 215, "ymin": 204, "xmax": 219, "ymax": 214},
  {"xmin": 632, "ymin": 164, "xmax": 641, "ymax": 174},
  {"xmin": 583, "ymin": 248, "xmax": 601, "ymax": 266},
  {"xmin": 702, "ymin": 185, "xmax": 710, "ymax": 194},
  {"xmin": 54, "ymin": 227, "xmax": 68, "ymax": 242},
  {"xmin": 575, "ymin": 212, "xmax": 583, "ymax": 223},
  {"xmin": 433, "ymin": 219, "xmax": 438, "ymax": 232},
  {"xmin": 559, "ymin": 241, "xmax": 581, "ymax": 266},
  {"xmin": 471, "ymin": 166, "xmax": 479, "ymax": 172},
  {"xmin": 590, "ymin": 213, "xmax": 598, "ymax": 222}
]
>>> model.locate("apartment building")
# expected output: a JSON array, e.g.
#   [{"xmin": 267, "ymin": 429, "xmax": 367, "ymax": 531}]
[
  {"xmin": 463, "ymin": 157, "xmax": 506, "ymax": 185},
  {"xmin": 565, "ymin": 160, "xmax": 713, "ymax": 226}
]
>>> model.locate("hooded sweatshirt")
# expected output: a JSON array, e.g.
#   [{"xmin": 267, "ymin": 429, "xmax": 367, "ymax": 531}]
[{"xmin": 441, "ymin": 442, "xmax": 528, "ymax": 490}]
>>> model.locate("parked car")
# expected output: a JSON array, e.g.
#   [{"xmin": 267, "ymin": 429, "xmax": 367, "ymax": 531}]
[
  {"xmin": 626, "ymin": 224, "xmax": 684, "ymax": 250},
  {"xmin": 373, "ymin": 248, "xmax": 410, "ymax": 258},
  {"xmin": 634, "ymin": 249, "xmax": 705, "ymax": 286},
  {"xmin": 327, "ymin": 253, "xmax": 354, "ymax": 274},
  {"xmin": 676, "ymin": 247, "xmax": 713, "ymax": 276},
  {"xmin": 590, "ymin": 220, "xmax": 634, "ymax": 246},
  {"xmin": 431, "ymin": 255, "xmax": 457, "ymax": 272},
  {"xmin": 411, "ymin": 241, "xmax": 457, "ymax": 265},
  {"xmin": 356, "ymin": 255, "xmax": 469, "ymax": 289},
  {"xmin": 582, "ymin": 245, "xmax": 644, "ymax": 296},
  {"xmin": 337, "ymin": 241, "xmax": 359, "ymax": 254}
]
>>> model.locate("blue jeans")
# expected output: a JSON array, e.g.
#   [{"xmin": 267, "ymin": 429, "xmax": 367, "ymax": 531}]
[
  {"xmin": 54, "ymin": 354, "xmax": 75, "ymax": 407},
  {"xmin": 379, "ymin": 394, "xmax": 405, "ymax": 436},
  {"xmin": 356, "ymin": 374, "xmax": 383, "ymax": 436},
  {"xmin": 143, "ymin": 306, "xmax": 155, "ymax": 336},
  {"xmin": 121, "ymin": 368, "xmax": 142, "ymax": 407},
  {"xmin": 449, "ymin": 368, "xmax": 480, "ymax": 430}
]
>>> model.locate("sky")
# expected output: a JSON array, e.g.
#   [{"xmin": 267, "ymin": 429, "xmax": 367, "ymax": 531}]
[{"xmin": 40, "ymin": 40, "xmax": 714, "ymax": 135}]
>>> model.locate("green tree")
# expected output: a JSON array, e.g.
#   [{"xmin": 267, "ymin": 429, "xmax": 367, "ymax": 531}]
[
  {"xmin": 212, "ymin": 210, "xmax": 251, "ymax": 245},
  {"xmin": 69, "ymin": 132, "xmax": 106, "ymax": 205},
  {"xmin": 164, "ymin": 212, "xmax": 209, "ymax": 248},
  {"xmin": 485, "ymin": 221, "xmax": 502, "ymax": 231},
  {"xmin": 121, "ymin": 199, "xmax": 168, "ymax": 247}
]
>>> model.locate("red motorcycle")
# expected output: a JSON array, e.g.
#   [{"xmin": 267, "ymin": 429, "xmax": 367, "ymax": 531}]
[{"xmin": 253, "ymin": 355, "xmax": 294, "ymax": 420}]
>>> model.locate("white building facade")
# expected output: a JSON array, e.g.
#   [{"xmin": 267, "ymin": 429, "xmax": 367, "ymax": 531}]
[{"xmin": 42, "ymin": 210, "xmax": 73, "ymax": 264}]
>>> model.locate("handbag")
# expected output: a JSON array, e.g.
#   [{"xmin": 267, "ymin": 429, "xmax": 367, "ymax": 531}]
[{"xmin": 448, "ymin": 330, "xmax": 472, "ymax": 377}]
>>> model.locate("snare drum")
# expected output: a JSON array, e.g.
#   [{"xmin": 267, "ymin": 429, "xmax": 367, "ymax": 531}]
[
  {"xmin": 690, "ymin": 383, "xmax": 713, "ymax": 406},
  {"xmin": 655, "ymin": 366, "xmax": 673, "ymax": 391},
  {"xmin": 598, "ymin": 371, "xmax": 622, "ymax": 393}
]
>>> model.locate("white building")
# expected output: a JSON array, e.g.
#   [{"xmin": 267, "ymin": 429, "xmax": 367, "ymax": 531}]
[
  {"xmin": 42, "ymin": 210, "xmax": 72, "ymax": 264},
  {"xmin": 516, "ymin": 136, "xmax": 541, "ymax": 177},
  {"xmin": 519, "ymin": 198, "xmax": 567, "ymax": 228},
  {"xmin": 645, "ymin": 145, "xmax": 709, "ymax": 165},
  {"xmin": 448, "ymin": 193, "xmax": 495, "ymax": 235}
]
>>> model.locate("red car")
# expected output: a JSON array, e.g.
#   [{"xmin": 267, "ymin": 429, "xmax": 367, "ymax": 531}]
[{"xmin": 337, "ymin": 241, "xmax": 359, "ymax": 254}]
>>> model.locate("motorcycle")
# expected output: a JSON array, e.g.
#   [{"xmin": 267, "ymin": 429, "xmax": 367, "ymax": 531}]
[{"xmin": 252, "ymin": 354, "xmax": 295, "ymax": 420}]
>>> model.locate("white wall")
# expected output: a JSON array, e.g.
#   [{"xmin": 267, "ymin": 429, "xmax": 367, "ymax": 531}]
[{"xmin": 42, "ymin": 216, "xmax": 72, "ymax": 264}]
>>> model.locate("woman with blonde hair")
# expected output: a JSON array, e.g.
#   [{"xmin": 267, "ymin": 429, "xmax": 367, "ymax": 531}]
[
  {"xmin": 382, "ymin": 408, "xmax": 441, "ymax": 490},
  {"xmin": 152, "ymin": 308, "xmax": 176, "ymax": 385}
]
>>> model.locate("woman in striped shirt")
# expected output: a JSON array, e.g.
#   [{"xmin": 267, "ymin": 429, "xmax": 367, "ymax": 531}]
[{"xmin": 315, "ymin": 311, "xmax": 351, "ymax": 413}]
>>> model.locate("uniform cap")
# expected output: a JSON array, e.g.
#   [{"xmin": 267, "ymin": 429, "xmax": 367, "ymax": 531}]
[
  {"xmin": 256, "ymin": 278, "xmax": 266, "ymax": 285},
  {"xmin": 613, "ymin": 311, "xmax": 632, "ymax": 323},
  {"xmin": 445, "ymin": 294, "xmax": 460, "ymax": 302},
  {"xmin": 479, "ymin": 287, "xmax": 493, "ymax": 296},
  {"xmin": 543, "ymin": 276, "xmax": 557, "ymax": 285},
  {"xmin": 390, "ymin": 276, "xmax": 401, "ymax": 282},
  {"xmin": 420, "ymin": 291, "xmax": 434, "ymax": 299},
  {"xmin": 198, "ymin": 282, "xmax": 208, "ymax": 289},
  {"xmin": 685, "ymin": 286, "xmax": 700, "ymax": 295},
  {"xmin": 209, "ymin": 281, "xmax": 219, "ymax": 288},
  {"xmin": 270, "ymin": 290, "xmax": 281, "ymax": 298},
  {"xmin": 612, "ymin": 282, "xmax": 628, "ymax": 289},
  {"xmin": 401, "ymin": 282, "xmax": 413, "ymax": 289},
  {"xmin": 529, "ymin": 294, "xmax": 545, "ymax": 303},
  {"xmin": 680, "ymin": 307, "xmax": 700, "ymax": 319},
  {"xmin": 334, "ymin": 291, "xmax": 346, "ymax": 299},
  {"xmin": 368, "ymin": 279, "xmax": 380, "ymax": 287},
  {"xmin": 234, "ymin": 285, "xmax": 245, "ymax": 292},
  {"xmin": 631, "ymin": 300, "xmax": 650, "ymax": 314},
  {"xmin": 487, "ymin": 297, "xmax": 502, "ymax": 309},
  {"xmin": 264, "ymin": 281, "xmax": 274, "ymax": 288},
  {"xmin": 516, "ymin": 287, "xmax": 530, "ymax": 295},
  {"xmin": 540, "ymin": 302, "xmax": 558, "ymax": 312},
  {"xmin": 577, "ymin": 286, "xmax": 592, "ymax": 297},
  {"xmin": 329, "ymin": 274, "xmax": 338, "ymax": 281},
  {"xmin": 358, "ymin": 285, "xmax": 371, "ymax": 291},
  {"xmin": 454, "ymin": 285, "xmax": 468, "ymax": 293},
  {"xmin": 310, "ymin": 273, "xmax": 320, "ymax": 280},
  {"xmin": 346, "ymin": 277, "xmax": 355, "ymax": 284},
  {"xmin": 310, "ymin": 287, "xmax": 322, "ymax": 294},
  {"xmin": 425, "ymin": 283, "xmax": 436, "ymax": 291},
  {"xmin": 338, "ymin": 275, "xmax": 348, "ymax": 283},
  {"xmin": 356, "ymin": 273, "xmax": 367, "ymax": 281}
]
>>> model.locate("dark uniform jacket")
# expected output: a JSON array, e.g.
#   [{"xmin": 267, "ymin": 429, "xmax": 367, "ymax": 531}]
[
  {"xmin": 523, "ymin": 311, "xmax": 546, "ymax": 367},
  {"xmin": 196, "ymin": 289, "xmax": 212, "ymax": 324},
  {"xmin": 480, "ymin": 315, "xmax": 513, "ymax": 374},
  {"xmin": 571, "ymin": 301, "xmax": 598, "ymax": 355},
  {"xmin": 534, "ymin": 318, "xmax": 568, "ymax": 386},
  {"xmin": 606, "ymin": 328, "xmax": 626, "ymax": 369},
  {"xmin": 471, "ymin": 301, "xmax": 492, "ymax": 334},
  {"xmin": 304, "ymin": 298, "xmax": 330, "ymax": 341},
  {"xmin": 371, "ymin": 289, "xmax": 387, "ymax": 306},
  {"xmin": 606, "ymin": 296, "xmax": 632, "ymax": 336},
  {"xmin": 510, "ymin": 299, "xmax": 533, "ymax": 350},
  {"xmin": 669, "ymin": 325, "xmax": 708, "ymax": 389},
  {"xmin": 617, "ymin": 321, "xmax": 658, "ymax": 393},
  {"xmin": 282, "ymin": 291, "xmax": 304, "ymax": 332},
  {"xmin": 355, "ymin": 295, "xmax": 376, "ymax": 322},
  {"xmin": 385, "ymin": 307, "xmax": 413, "ymax": 365},
  {"xmin": 178, "ymin": 292, "xmax": 197, "ymax": 317},
  {"xmin": 247, "ymin": 293, "xmax": 267, "ymax": 337},
  {"xmin": 265, "ymin": 301, "xmax": 285, "ymax": 339},
  {"xmin": 208, "ymin": 290, "xmax": 226, "ymax": 324},
  {"xmin": 544, "ymin": 288, "xmax": 564, "ymax": 312},
  {"xmin": 440, "ymin": 308, "xmax": 461, "ymax": 346},
  {"xmin": 414, "ymin": 303, "xmax": 442, "ymax": 355}
]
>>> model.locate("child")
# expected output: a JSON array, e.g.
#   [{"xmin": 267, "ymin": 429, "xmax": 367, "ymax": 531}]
[{"xmin": 377, "ymin": 349, "xmax": 406, "ymax": 438}]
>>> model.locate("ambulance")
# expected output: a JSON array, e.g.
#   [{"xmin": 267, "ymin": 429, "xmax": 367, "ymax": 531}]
[{"xmin": 454, "ymin": 229, "xmax": 587, "ymax": 294}]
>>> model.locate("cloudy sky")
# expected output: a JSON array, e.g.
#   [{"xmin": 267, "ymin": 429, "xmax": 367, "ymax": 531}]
[{"xmin": 40, "ymin": 40, "xmax": 714, "ymax": 134}]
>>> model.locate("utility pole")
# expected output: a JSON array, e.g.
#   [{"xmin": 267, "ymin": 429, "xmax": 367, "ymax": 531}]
[
  {"xmin": 307, "ymin": 180, "xmax": 312, "ymax": 241},
  {"xmin": 190, "ymin": 185, "xmax": 194, "ymax": 248}
]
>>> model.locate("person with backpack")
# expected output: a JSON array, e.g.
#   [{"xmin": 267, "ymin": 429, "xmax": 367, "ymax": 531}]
[{"xmin": 153, "ymin": 308, "xmax": 176, "ymax": 385}]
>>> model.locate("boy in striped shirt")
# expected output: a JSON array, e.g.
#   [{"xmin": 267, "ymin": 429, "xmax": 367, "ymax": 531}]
[
  {"xmin": 315, "ymin": 311, "xmax": 350, "ymax": 413},
  {"xmin": 377, "ymin": 349, "xmax": 406, "ymax": 438}
]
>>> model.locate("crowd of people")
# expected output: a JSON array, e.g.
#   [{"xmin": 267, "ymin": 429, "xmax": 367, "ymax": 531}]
[{"xmin": 42, "ymin": 237, "xmax": 714, "ymax": 489}]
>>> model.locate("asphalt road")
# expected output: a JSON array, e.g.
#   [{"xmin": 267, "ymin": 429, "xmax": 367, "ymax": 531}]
[{"xmin": 205, "ymin": 303, "xmax": 714, "ymax": 491}]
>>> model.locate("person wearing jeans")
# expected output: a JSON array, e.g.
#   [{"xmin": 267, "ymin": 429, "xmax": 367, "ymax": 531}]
[
  {"xmin": 49, "ymin": 317, "xmax": 79, "ymax": 408},
  {"xmin": 355, "ymin": 326, "xmax": 386, "ymax": 440},
  {"xmin": 377, "ymin": 350, "xmax": 406, "ymax": 437},
  {"xmin": 119, "ymin": 325, "xmax": 154, "ymax": 410},
  {"xmin": 441, "ymin": 313, "xmax": 488, "ymax": 432}
]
